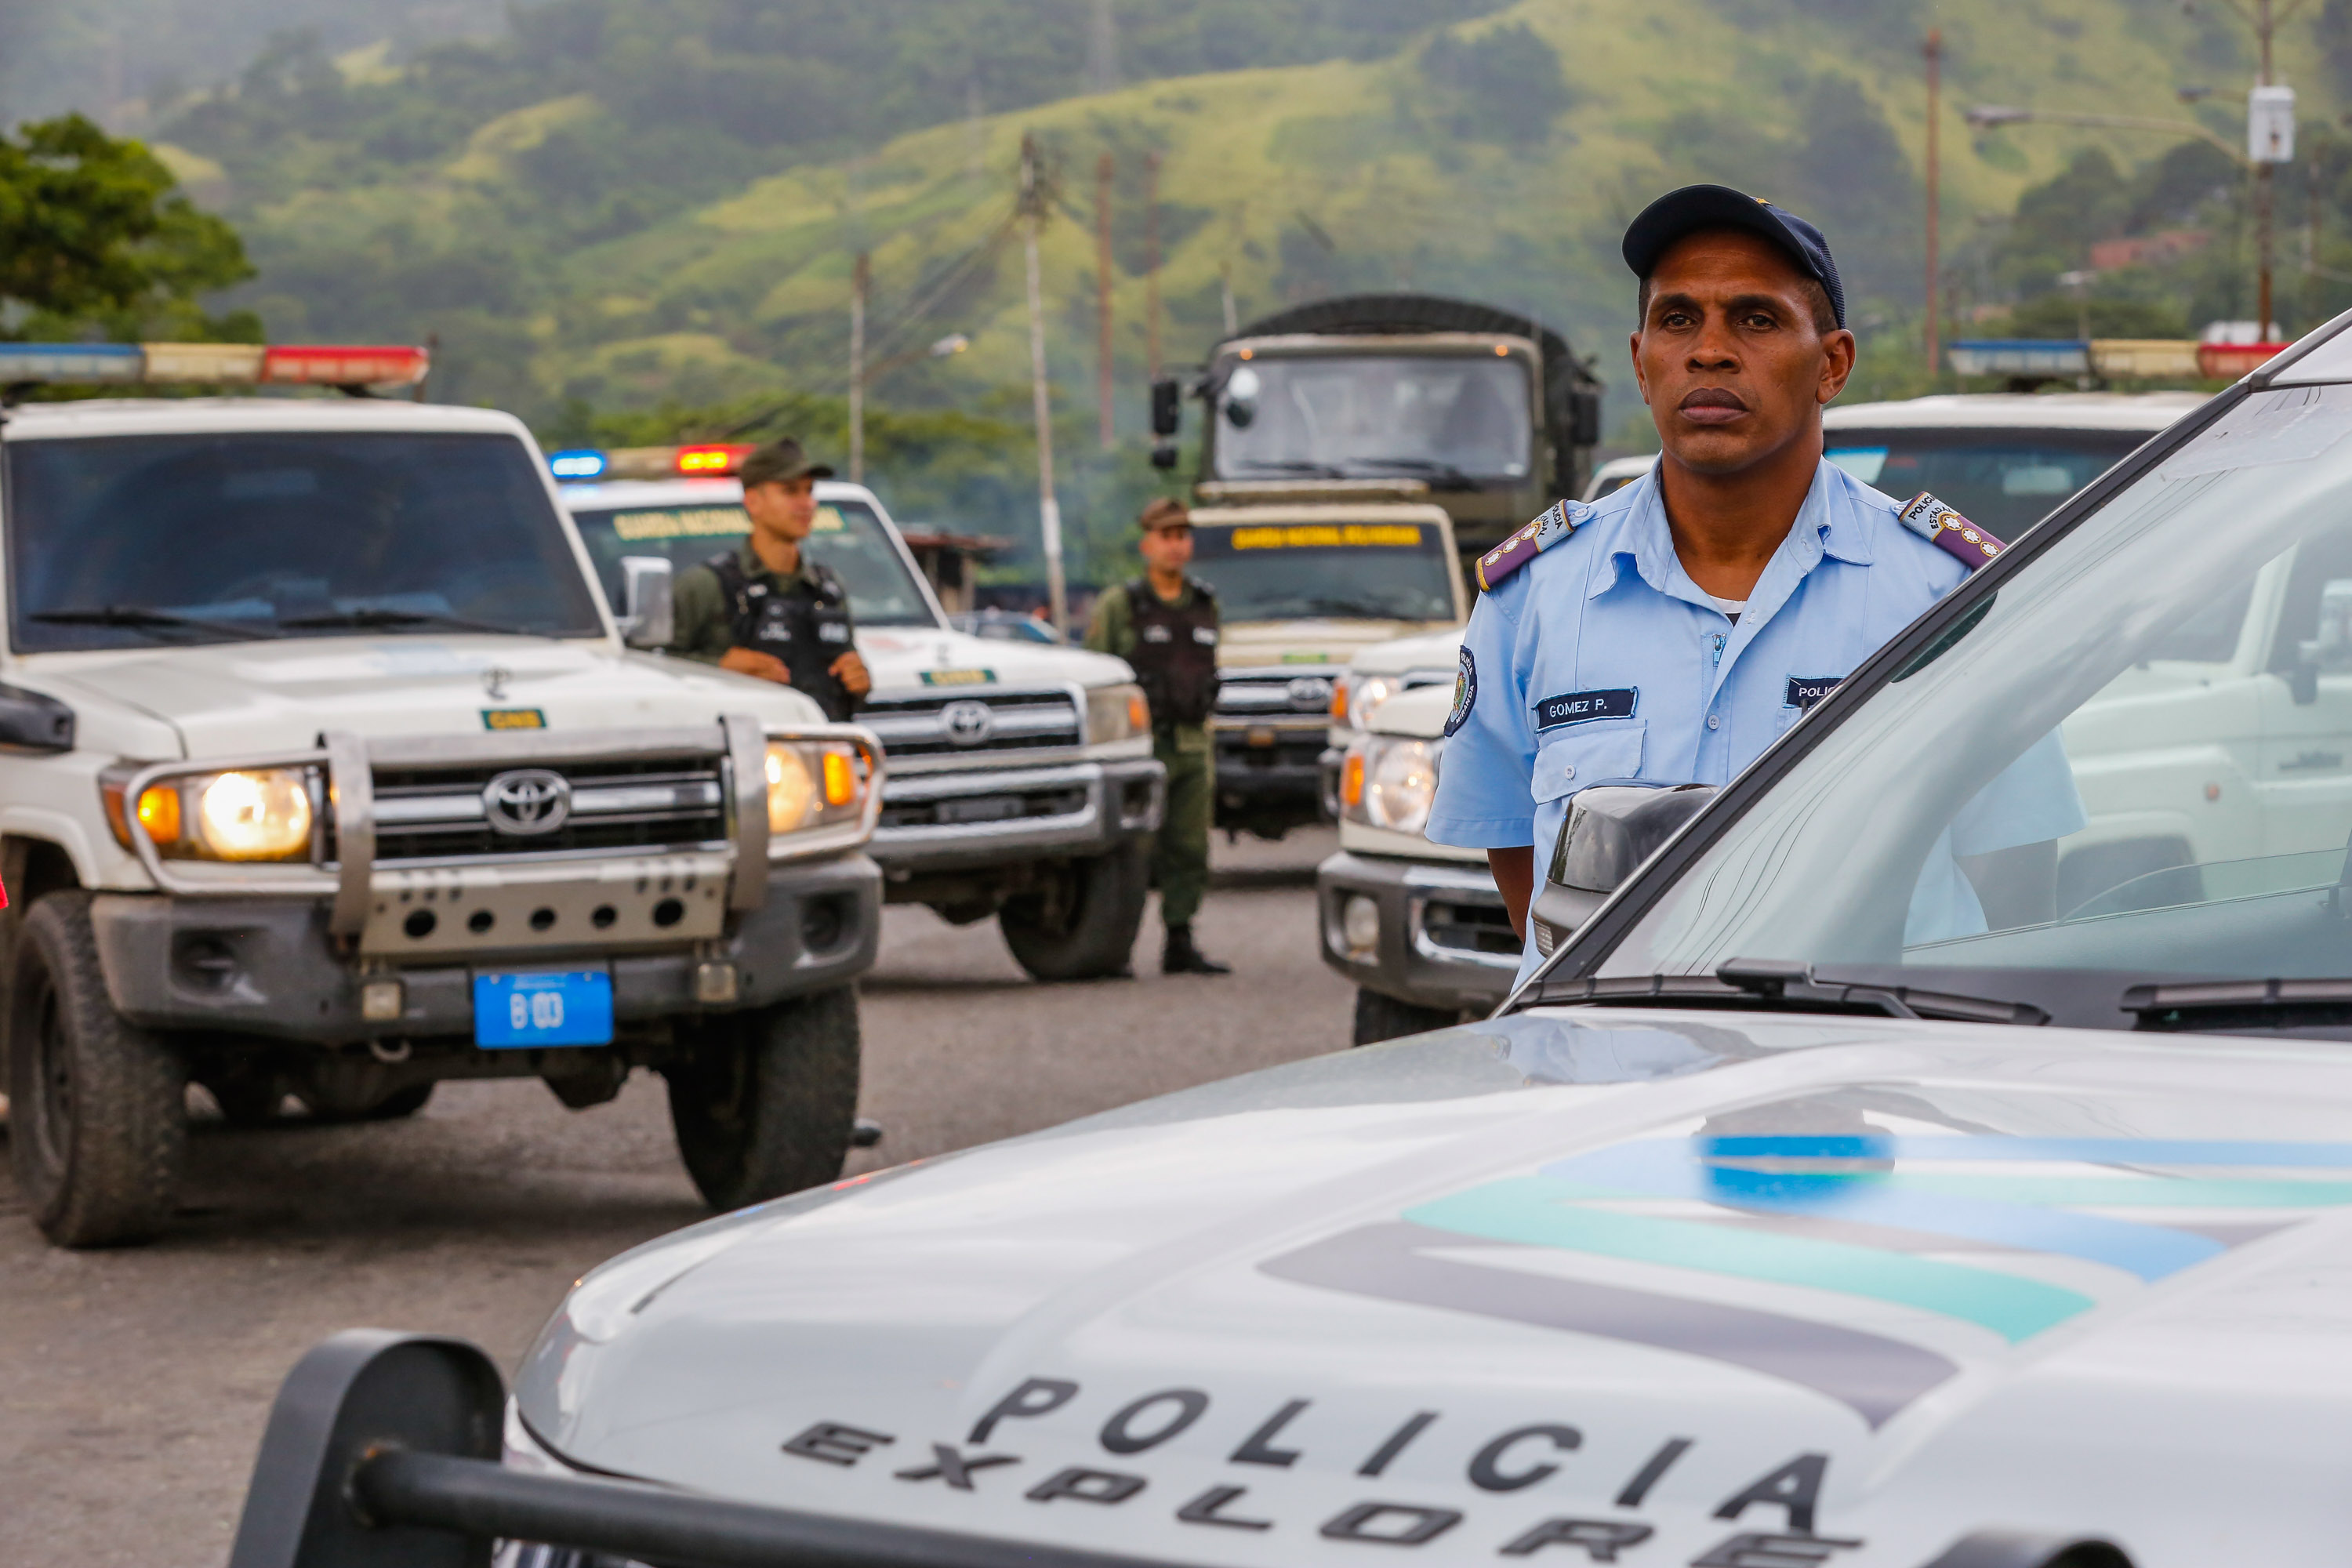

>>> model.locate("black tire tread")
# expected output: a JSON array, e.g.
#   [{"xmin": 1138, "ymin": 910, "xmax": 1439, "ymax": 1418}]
[
  {"xmin": 7, "ymin": 892, "xmax": 185, "ymax": 1246},
  {"xmin": 999, "ymin": 842, "xmax": 1150, "ymax": 982},
  {"xmin": 666, "ymin": 985, "xmax": 861, "ymax": 1210},
  {"xmin": 1352, "ymin": 986, "xmax": 1461, "ymax": 1047}
]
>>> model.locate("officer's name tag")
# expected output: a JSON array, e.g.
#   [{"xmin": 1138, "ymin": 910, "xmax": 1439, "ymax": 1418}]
[
  {"xmin": 1534, "ymin": 688, "xmax": 1637, "ymax": 730},
  {"xmin": 1784, "ymin": 675, "xmax": 1840, "ymax": 711},
  {"xmin": 1142, "ymin": 625, "xmax": 1172, "ymax": 643},
  {"xmin": 818, "ymin": 622, "xmax": 851, "ymax": 644}
]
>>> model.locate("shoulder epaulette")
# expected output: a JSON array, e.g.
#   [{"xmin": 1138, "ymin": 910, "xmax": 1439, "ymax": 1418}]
[
  {"xmin": 1475, "ymin": 500, "xmax": 1587, "ymax": 592},
  {"xmin": 1896, "ymin": 492, "xmax": 2004, "ymax": 568}
]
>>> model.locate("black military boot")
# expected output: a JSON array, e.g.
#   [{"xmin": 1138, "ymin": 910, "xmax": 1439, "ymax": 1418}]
[{"xmin": 1163, "ymin": 923, "xmax": 1232, "ymax": 975}]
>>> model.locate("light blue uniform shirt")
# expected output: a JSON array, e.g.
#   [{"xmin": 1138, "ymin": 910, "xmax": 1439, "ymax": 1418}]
[{"xmin": 1426, "ymin": 459, "xmax": 2086, "ymax": 983}]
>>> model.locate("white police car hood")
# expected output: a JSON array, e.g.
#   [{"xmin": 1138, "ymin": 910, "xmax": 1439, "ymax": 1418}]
[
  {"xmin": 855, "ymin": 626, "xmax": 1135, "ymax": 696},
  {"xmin": 23, "ymin": 634, "xmax": 833, "ymax": 756},
  {"xmin": 515, "ymin": 1011, "xmax": 2352, "ymax": 1568}
]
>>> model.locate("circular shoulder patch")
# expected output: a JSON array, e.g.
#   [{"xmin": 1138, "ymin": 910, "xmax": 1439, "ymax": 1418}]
[{"xmin": 1443, "ymin": 645, "xmax": 1477, "ymax": 737}]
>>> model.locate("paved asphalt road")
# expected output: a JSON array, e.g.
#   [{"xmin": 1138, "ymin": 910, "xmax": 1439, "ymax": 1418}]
[{"xmin": 0, "ymin": 830, "xmax": 1355, "ymax": 1565}]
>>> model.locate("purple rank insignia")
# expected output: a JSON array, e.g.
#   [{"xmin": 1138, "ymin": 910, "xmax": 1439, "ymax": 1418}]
[
  {"xmin": 1475, "ymin": 500, "xmax": 1585, "ymax": 591},
  {"xmin": 1896, "ymin": 491, "xmax": 2004, "ymax": 568}
]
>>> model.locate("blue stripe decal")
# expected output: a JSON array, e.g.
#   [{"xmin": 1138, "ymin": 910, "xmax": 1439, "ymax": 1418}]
[
  {"xmin": 1406, "ymin": 1178, "xmax": 2096, "ymax": 1342},
  {"xmin": 1545, "ymin": 1142, "xmax": 2222, "ymax": 1283},
  {"xmin": 1701, "ymin": 1136, "xmax": 2352, "ymax": 1167}
]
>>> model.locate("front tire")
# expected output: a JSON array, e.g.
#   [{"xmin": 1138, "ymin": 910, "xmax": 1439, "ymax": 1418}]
[
  {"xmin": 1352, "ymin": 986, "xmax": 1461, "ymax": 1047},
  {"xmin": 664, "ymin": 985, "xmax": 861, "ymax": 1210},
  {"xmin": 999, "ymin": 843, "xmax": 1149, "ymax": 981},
  {"xmin": 6, "ymin": 893, "xmax": 186, "ymax": 1247}
]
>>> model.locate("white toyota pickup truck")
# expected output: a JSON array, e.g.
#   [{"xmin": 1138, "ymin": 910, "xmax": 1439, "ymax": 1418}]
[
  {"xmin": 560, "ymin": 455, "xmax": 1163, "ymax": 982},
  {"xmin": 0, "ymin": 356, "xmax": 885, "ymax": 1247}
]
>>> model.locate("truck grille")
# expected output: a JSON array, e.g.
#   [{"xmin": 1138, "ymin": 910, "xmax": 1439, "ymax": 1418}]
[
  {"xmin": 860, "ymin": 688, "xmax": 1080, "ymax": 758},
  {"xmin": 1422, "ymin": 898, "xmax": 1519, "ymax": 957},
  {"xmin": 350, "ymin": 757, "xmax": 730, "ymax": 865},
  {"xmin": 1215, "ymin": 668, "xmax": 1340, "ymax": 720}
]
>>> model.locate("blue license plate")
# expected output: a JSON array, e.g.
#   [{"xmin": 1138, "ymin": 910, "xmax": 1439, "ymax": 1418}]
[{"xmin": 473, "ymin": 970, "xmax": 614, "ymax": 1048}]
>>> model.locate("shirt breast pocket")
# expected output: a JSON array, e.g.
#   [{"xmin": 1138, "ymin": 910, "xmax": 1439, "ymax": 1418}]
[{"xmin": 1532, "ymin": 720, "xmax": 1646, "ymax": 803}]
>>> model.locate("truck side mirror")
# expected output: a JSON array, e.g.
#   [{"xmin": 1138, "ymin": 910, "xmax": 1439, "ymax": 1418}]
[
  {"xmin": 1150, "ymin": 377, "xmax": 1181, "ymax": 437},
  {"xmin": 619, "ymin": 556, "xmax": 674, "ymax": 649},
  {"xmin": 1528, "ymin": 783, "xmax": 1717, "ymax": 956},
  {"xmin": 1149, "ymin": 441, "xmax": 1179, "ymax": 470},
  {"xmin": 1567, "ymin": 388, "xmax": 1602, "ymax": 448},
  {"xmin": 2291, "ymin": 577, "xmax": 2352, "ymax": 704}
]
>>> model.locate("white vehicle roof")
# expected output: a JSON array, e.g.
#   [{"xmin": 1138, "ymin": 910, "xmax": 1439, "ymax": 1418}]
[
  {"xmin": 1824, "ymin": 391, "xmax": 2206, "ymax": 433},
  {"xmin": 559, "ymin": 477, "xmax": 891, "ymax": 512},
  {"xmin": 0, "ymin": 396, "xmax": 531, "ymax": 441},
  {"xmin": 1583, "ymin": 454, "xmax": 1655, "ymax": 500}
]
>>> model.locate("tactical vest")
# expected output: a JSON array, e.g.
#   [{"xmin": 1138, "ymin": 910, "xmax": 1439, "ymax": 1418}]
[
  {"xmin": 708, "ymin": 550, "xmax": 859, "ymax": 722},
  {"xmin": 1126, "ymin": 577, "xmax": 1220, "ymax": 729}
]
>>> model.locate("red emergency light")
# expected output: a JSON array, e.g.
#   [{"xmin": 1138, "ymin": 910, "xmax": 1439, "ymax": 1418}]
[
  {"xmin": 260, "ymin": 345, "xmax": 431, "ymax": 388},
  {"xmin": 675, "ymin": 444, "xmax": 756, "ymax": 476}
]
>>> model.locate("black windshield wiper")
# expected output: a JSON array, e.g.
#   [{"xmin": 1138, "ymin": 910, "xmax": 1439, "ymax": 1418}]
[
  {"xmin": 27, "ymin": 606, "xmax": 282, "ymax": 641},
  {"xmin": 277, "ymin": 608, "xmax": 546, "ymax": 638},
  {"xmin": 2125, "ymin": 978, "xmax": 2352, "ymax": 1031},
  {"xmin": 1231, "ymin": 460, "xmax": 1348, "ymax": 477},
  {"xmin": 1526, "ymin": 960, "xmax": 2049, "ymax": 1026},
  {"xmin": 1339, "ymin": 456, "xmax": 1478, "ymax": 488}
]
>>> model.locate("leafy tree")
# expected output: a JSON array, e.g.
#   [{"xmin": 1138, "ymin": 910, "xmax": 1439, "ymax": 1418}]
[
  {"xmin": 1417, "ymin": 23, "xmax": 1573, "ymax": 146},
  {"xmin": 0, "ymin": 113, "xmax": 254, "ymax": 339}
]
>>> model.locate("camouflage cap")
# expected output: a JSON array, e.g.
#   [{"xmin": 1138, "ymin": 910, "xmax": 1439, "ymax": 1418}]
[
  {"xmin": 1139, "ymin": 497, "xmax": 1192, "ymax": 532},
  {"xmin": 739, "ymin": 437, "xmax": 835, "ymax": 488}
]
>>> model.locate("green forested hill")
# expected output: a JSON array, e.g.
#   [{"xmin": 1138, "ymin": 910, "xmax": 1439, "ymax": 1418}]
[{"xmin": 120, "ymin": 0, "xmax": 2352, "ymax": 578}]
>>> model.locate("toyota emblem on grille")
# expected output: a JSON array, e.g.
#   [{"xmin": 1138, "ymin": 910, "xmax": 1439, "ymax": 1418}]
[
  {"xmin": 1287, "ymin": 676, "xmax": 1334, "ymax": 711},
  {"xmin": 940, "ymin": 699, "xmax": 996, "ymax": 746},
  {"xmin": 482, "ymin": 768, "xmax": 572, "ymax": 835}
]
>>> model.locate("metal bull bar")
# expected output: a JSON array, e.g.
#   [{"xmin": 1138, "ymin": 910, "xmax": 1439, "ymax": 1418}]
[
  {"xmin": 227, "ymin": 1330, "xmax": 1200, "ymax": 1568},
  {"xmin": 228, "ymin": 1333, "xmax": 2134, "ymax": 1568}
]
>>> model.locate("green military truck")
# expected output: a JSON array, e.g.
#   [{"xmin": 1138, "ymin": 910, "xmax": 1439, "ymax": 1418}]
[{"xmin": 1151, "ymin": 292, "xmax": 1606, "ymax": 563}]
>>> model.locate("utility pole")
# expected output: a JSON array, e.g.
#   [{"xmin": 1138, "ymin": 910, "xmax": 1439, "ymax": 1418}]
[
  {"xmin": 1097, "ymin": 151, "xmax": 1116, "ymax": 450},
  {"xmin": 1144, "ymin": 151, "xmax": 1163, "ymax": 382},
  {"xmin": 1022, "ymin": 135, "xmax": 1068, "ymax": 637},
  {"xmin": 2256, "ymin": 0, "xmax": 2279, "ymax": 338},
  {"xmin": 849, "ymin": 250, "xmax": 869, "ymax": 484},
  {"xmin": 1220, "ymin": 261, "xmax": 1238, "ymax": 336},
  {"xmin": 1924, "ymin": 28, "xmax": 1942, "ymax": 377}
]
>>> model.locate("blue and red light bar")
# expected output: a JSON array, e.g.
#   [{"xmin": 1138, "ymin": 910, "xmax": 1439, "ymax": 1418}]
[
  {"xmin": 0, "ymin": 342, "xmax": 430, "ymax": 388},
  {"xmin": 546, "ymin": 444, "xmax": 758, "ymax": 481}
]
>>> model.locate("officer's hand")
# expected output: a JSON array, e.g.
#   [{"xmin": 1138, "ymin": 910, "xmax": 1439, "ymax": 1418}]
[
  {"xmin": 830, "ymin": 650, "xmax": 872, "ymax": 698},
  {"xmin": 719, "ymin": 647, "xmax": 793, "ymax": 684}
]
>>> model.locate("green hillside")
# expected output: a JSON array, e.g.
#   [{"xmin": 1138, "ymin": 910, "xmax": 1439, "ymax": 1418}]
[{"xmin": 129, "ymin": 0, "xmax": 2352, "ymax": 582}]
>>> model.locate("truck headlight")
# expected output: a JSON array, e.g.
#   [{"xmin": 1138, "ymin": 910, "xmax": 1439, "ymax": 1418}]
[
  {"xmin": 1087, "ymin": 682, "xmax": 1149, "ymax": 743},
  {"xmin": 1341, "ymin": 735, "xmax": 1442, "ymax": 834},
  {"xmin": 104, "ymin": 767, "xmax": 318, "ymax": 862},
  {"xmin": 1338, "ymin": 674, "xmax": 1403, "ymax": 729},
  {"xmin": 765, "ymin": 739, "xmax": 871, "ymax": 837}
]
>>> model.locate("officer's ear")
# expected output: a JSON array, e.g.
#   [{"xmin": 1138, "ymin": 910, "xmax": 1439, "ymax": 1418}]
[{"xmin": 1815, "ymin": 327, "xmax": 1857, "ymax": 405}]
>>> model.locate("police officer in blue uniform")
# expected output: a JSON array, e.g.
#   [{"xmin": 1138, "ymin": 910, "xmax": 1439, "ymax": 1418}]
[{"xmin": 1427, "ymin": 185, "xmax": 2083, "ymax": 983}]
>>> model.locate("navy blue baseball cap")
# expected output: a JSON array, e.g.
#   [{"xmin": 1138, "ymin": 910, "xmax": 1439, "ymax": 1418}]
[{"xmin": 1621, "ymin": 184, "xmax": 1846, "ymax": 329}]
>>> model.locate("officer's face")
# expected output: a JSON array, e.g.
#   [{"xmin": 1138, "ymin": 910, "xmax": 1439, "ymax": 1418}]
[
  {"xmin": 743, "ymin": 477, "xmax": 820, "ymax": 541},
  {"xmin": 1141, "ymin": 524, "xmax": 1194, "ymax": 572},
  {"xmin": 1630, "ymin": 231, "xmax": 1856, "ymax": 477}
]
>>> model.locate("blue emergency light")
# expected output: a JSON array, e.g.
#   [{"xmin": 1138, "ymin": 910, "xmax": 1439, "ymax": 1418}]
[
  {"xmin": 0, "ymin": 343, "xmax": 146, "ymax": 383},
  {"xmin": 547, "ymin": 449, "xmax": 609, "ymax": 480}
]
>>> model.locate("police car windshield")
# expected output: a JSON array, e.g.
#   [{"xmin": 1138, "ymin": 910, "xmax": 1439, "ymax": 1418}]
[
  {"xmin": 567, "ymin": 495, "xmax": 938, "ymax": 628},
  {"xmin": 1824, "ymin": 427, "xmax": 2147, "ymax": 539},
  {"xmin": 5, "ymin": 432, "xmax": 603, "ymax": 650},
  {"xmin": 1189, "ymin": 521, "xmax": 1456, "ymax": 623},
  {"xmin": 1214, "ymin": 354, "xmax": 1533, "ymax": 483},
  {"xmin": 1561, "ymin": 384, "xmax": 2352, "ymax": 1034}
]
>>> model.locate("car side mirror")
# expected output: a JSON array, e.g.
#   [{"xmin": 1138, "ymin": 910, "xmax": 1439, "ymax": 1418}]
[
  {"xmin": 1150, "ymin": 376, "xmax": 1181, "ymax": 437},
  {"xmin": 1150, "ymin": 441, "xmax": 1179, "ymax": 470},
  {"xmin": 619, "ymin": 556, "xmax": 673, "ymax": 649},
  {"xmin": 1529, "ymin": 783, "xmax": 1718, "ymax": 956},
  {"xmin": 2291, "ymin": 578, "xmax": 2352, "ymax": 704}
]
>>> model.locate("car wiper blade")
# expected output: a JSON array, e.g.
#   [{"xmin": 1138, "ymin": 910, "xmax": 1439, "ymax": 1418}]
[
  {"xmin": 2124, "ymin": 977, "xmax": 2352, "ymax": 1030},
  {"xmin": 1526, "ymin": 960, "xmax": 2049, "ymax": 1026},
  {"xmin": 1339, "ymin": 456, "xmax": 1477, "ymax": 486},
  {"xmin": 278, "ymin": 608, "xmax": 543, "ymax": 637},
  {"xmin": 1230, "ymin": 460, "xmax": 1349, "ymax": 476},
  {"xmin": 27, "ymin": 605, "xmax": 282, "ymax": 641}
]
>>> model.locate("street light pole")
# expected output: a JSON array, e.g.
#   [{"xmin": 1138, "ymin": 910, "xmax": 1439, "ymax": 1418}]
[
  {"xmin": 1021, "ymin": 135, "xmax": 1068, "ymax": 637},
  {"xmin": 1925, "ymin": 27, "xmax": 1942, "ymax": 377},
  {"xmin": 2256, "ymin": 0, "xmax": 2275, "ymax": 338}
]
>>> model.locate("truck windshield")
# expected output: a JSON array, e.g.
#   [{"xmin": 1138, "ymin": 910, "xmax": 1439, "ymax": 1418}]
[
  {"xmin": 1824, "ymin": 426, "xmax": 2148, "ymax": 539},
  {"xmin": 5, "ymin": 432, "xmax": 603, "ymax": 651},
  {"xmin": 567, "ymin": 495, "xmax": 938, "ymax": 628},
  {"xmin": 1579, "ymin": 383, "xmax": 2352, "ymax": 1027},
  {"xmin": 1214, "ymin": 354, "xmax": 1532, "ymax": 483},
  {"xmin": 1191, "ymin": 521, "xmax": 1456, "ymax": 622}
]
